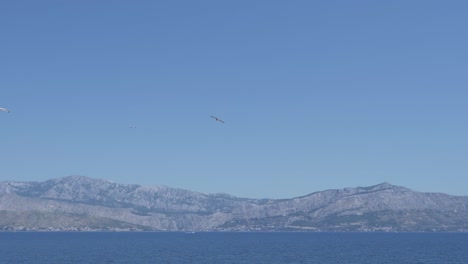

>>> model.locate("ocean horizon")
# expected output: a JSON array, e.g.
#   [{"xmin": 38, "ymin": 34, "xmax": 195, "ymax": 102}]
[{"xmin": 1, "ymin": 232, "xmax": 467, "ymax": 263}]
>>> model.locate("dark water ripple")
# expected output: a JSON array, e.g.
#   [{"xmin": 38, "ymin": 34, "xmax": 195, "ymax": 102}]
[{"xmin": 0, "ymin": 232, "xmax": 467, "ymax": 264}]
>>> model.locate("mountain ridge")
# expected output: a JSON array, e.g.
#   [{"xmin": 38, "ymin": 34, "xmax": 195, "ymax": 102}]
[{"xmin": 1, "ymin": 176, "xmax": 467, "ymax": 232}]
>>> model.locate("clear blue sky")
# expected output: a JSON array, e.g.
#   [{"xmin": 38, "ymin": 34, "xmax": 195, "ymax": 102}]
[{"xmin": 1, "ymin": 1, "xmax": 467, "ymax": 198}]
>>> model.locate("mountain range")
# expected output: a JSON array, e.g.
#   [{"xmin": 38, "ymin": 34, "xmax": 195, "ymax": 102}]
[{"xmin": 1, "ymin": 176, "xmax": 467, "ymax": 232}]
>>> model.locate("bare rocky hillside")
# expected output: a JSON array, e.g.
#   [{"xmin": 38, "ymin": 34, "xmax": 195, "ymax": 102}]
[{"xmin": 1, "ymin": 176, "xmax": 467, "ymax": 232}]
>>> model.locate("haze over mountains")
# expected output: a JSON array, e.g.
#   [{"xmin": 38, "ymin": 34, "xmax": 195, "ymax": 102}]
[{"xmin": 1, "ymin": 176, "xmax": 467, "ymax": 232}]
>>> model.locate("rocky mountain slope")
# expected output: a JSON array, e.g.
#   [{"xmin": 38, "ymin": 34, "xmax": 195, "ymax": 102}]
[{"xmin": 1, "ymin": 176, "xmax": 467, "ymax": 231}]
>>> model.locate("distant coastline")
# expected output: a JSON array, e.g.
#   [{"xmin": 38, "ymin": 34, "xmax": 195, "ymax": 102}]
[{"xmin": 1, "ymin": 176, "xmax": 468, "ymax": 232}]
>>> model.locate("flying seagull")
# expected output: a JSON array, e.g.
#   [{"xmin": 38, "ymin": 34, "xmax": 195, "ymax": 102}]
[
  {"xmin": 0, "ymin": 108, "xmax": 10, "ymax": 113},
  {"xmin": 211, "ymin": 115, "xmax": 224, "ymax": 123}
]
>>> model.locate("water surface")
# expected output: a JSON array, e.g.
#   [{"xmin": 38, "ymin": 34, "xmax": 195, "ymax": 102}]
[{"xmin": 0, "ymin": 232, "xmax": 467, "ymax": 263}]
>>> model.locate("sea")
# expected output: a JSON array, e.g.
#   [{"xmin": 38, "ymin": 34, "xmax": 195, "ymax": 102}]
[{"xmin": 0, "ymin": 232, "xmax": 467, "ymax": 264}]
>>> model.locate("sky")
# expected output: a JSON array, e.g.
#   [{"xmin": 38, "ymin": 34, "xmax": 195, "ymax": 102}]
[{"xmin": 1, "ymin": 0, "xmax": 467, "ymax": 198}]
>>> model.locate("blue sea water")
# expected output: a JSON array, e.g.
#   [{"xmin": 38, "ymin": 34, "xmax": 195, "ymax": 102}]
[{"xmin": 0, "ymin": 232, "xmax": 467, "ymax": 264}]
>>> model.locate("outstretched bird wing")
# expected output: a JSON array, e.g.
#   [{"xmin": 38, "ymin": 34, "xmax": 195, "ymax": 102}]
[{"xmin": 210, "ymin": 115, "xmax": 224, "ymax": 123}]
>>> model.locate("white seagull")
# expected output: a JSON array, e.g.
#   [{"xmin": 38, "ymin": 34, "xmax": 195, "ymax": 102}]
[{"xmin": 211, "ymin": 115, "xmax": 224, "ymax": 123}]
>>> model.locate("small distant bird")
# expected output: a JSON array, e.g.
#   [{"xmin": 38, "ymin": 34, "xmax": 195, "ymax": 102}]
[
  {"xmin": 211, "ymin": 115, "xmax": 224, "ymax": 123},
  {"xmin": 0, "ymin": 107, "xmax": 10, "ymax": 113},
  {"xmin": 129, "ymin": 126, "xmax": 137, "ymax": 129}
]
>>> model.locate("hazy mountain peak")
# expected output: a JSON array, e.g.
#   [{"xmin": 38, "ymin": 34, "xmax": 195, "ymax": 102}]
[
  {"xmin": 56, "ymin": 175, "xmax": 112, "ymax": 184},
  {"xmin": 357, "ymin": 182, "xmax": 410, "ymax": 192},
  {"xmin": 375, "ymin": 182, "xmax": 394, "ymax": 188}
]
